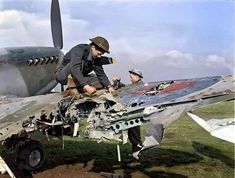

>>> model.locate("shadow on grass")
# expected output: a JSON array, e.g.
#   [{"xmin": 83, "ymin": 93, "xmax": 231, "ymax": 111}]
[
  {"xmin": 132, "ymin": 147, "xmax": 202, "ymax": 178},
  {"xmin": 2, "ymin": 139, "xmax": 203, "ymax": 178},
  {"xmin": 123, "ymin": 169, "xmax": 188, "ymax": 178},
  {"xmin": 144, "ymin": 171, "xmax": 188, "ymax": 178},
  {"xmin": 140, "ymin": 148, "xmax": 203, "ymax": 167},
  {"xmin": 192, "ymin": 141, "xmax": 234, "ymax": 168}
]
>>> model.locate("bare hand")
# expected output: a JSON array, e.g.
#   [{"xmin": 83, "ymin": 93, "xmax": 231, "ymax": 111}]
[
  {"xmin": 108, "ymin": 86, "xmax": 115, "ymax": 94},
  {"xmin": 83, "ymin": 85, "xmax": 96, "ymax": 94}
]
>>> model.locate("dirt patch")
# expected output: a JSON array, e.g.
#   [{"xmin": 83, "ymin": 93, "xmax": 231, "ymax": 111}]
[
  {"xmin": 1, "ymin": 160, "xmax": 122, "ymax": 178},
  {"xmin": 0, "ymin": 155, "xmax": 132, "ymax": 178},
  {"xmin": 33, "ymin": 160, "xmax": 104, "ymax": 178}
]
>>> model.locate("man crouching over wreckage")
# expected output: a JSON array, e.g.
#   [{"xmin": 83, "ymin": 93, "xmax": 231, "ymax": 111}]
[
  {"xmin": 55, "ymin": 36, "xmax": 115, "ymax": 96},
  {"xmin": 53, "ymin": 37, "xmax": 163, "ymax": 167}
]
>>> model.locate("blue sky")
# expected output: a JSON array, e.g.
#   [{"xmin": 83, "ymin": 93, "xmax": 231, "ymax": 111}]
[{"xmin": 0, "ymin": 0, "xmax": 234, "ymax": 83}]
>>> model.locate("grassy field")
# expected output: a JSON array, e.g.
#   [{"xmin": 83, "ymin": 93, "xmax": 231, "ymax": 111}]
[
  {"xmin": 142, "ymin": 100, "xmax": 235, "ymax": 178},
  {"xmin": 1, "ymin": 100, "xmax": 234, "ymax": 178}
]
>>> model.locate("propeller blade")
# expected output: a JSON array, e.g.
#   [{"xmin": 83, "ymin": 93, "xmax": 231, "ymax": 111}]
[{"xmin": 51, "ymin": 0, "xmax": 63, "ymax": 49}]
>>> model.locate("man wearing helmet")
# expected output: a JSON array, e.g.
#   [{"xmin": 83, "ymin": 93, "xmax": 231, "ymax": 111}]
[
  {"xmin": 55, "ymin": 36, "xmax": 115, "ymax": 95},
  {"xmin": 112, "ymin": 69, "xmax": 143, "ymax": 90},
  {"xmin": 128, "ymin": 69, "xmax": 143, "ymax": 159},
  {"xmin": 112, "ymin": 69, "xmax": 144, "ymax": 164},
  {"xmin": 129, "ymin": 68, "xmax": 143, "ymax": 84}
]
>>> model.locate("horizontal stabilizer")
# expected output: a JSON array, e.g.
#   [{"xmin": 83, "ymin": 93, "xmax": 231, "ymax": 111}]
[
  {"xmin": 187, "ymin": 112, "xmax": 235, "ymax": 143},
  {"xmin": 211, "ymin": 125, "xmax": 235, "ymax": 144},
  {"xmin": 187, "ymin": 112, "xmax": 211, "ymax": 132}
]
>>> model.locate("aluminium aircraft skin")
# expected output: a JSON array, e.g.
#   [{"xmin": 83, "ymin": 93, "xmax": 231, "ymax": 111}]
[
  {"xmin": 67, "ymin": 75, "xmax": 234, "ymax": 153},
  {"xmin": 0, "ymin": 0, "xmax": 63, "ymax": 97},
  {"xmin": 0, "ymin": 47, "xmax": 63, "ymax": 96},
  {"xmin": 0, "ymin": 0, "xmax": 65, "ymax": 173},
  {"xmin": 0, "ymin": 70, "xmax": 234, "ymax": 173},
  {"xmin": 1, "ymin": 75, "xmax": 233, "ymax": 145},
  {"xmin": 187, "ymin": 112, "xmax": 235, "ymax": 144},
  {"xmin": 0, "ymin": 75, "xmax": 233, "ymax": 141},
  {"xmin": 0, "ymin": 0, "xmax": 234, "ymax": 173},
  {"xmin": 0, "ymin": 0, "xmax": 64, "ymax": 140},
  {"xmin": 0, "ymin": 0, "xmax": 124, "ymax": 172}
]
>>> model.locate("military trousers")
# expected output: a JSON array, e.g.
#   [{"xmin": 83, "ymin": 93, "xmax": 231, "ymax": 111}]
[
  {"xmin": 128, "ymin": 125, "xmax": 142, "ymax": 153},
  {"xmin": 68, "ymin": 74, "xmax": 103, "ymax": 89}
]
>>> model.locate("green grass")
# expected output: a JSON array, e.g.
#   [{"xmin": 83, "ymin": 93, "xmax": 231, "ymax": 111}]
[
  {"xmin": 150, "ymin": 100, "xmax": 235, "ymax": 178},
  {"xmin": 33, "ymin": 101, "xmax": 235, "ymax": 177},
  {"xmin": 1, "ymin": 100, "xmax": 234, "ymax": 177}
]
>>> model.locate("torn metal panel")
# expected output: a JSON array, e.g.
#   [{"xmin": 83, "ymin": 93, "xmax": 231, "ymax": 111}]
[
  {"xmin": 0, "ymin": 93, "xmax": 62, "ymax": 141},
  {"xmin": 0, "ymin": 75, "xmax": 234, "ymax": 165}
]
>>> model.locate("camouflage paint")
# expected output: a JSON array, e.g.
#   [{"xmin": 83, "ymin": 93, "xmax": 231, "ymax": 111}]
[
  {"xmin": 119, "ymin": 76, "xmax": 221, "ymax": 106},
  {"xmin": 0, "ymin": 47, "xmax": 64, "ymax": 96}
]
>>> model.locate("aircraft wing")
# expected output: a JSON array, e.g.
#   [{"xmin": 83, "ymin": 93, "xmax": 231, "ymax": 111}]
[
  {"xmin": 0, "ymin": 93, "xmax": 63, "ymax": 142},
  {"xmin": 138, "ymin": 75, "xmax": 234, "ymax": 153},
  {"xmin": 187, "ymin": 112, "xmax": 235, "ymax": 144},
  {"xmin": 3, "ymin": 75, "xmax": 232, "ymax": 158}
]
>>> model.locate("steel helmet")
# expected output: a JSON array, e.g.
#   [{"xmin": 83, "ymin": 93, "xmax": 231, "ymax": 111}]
[
  {"xmin": 129, "ymin": 68, "xmax": 143, "ymax": 78},
  {"xmin": 89, "ymin": 36, "xmax": 110, "ymax": 53}
]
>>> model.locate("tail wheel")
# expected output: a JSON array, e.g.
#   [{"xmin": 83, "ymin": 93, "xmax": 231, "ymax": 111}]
[{"xmin": 16, "ymin": 140, "xmax": 44, "ymax": 171}]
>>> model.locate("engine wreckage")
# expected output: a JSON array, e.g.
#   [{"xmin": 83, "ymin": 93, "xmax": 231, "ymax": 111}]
[{"xmin": 0, "ymin": 75, "xmax": 234, "ymax": 172}]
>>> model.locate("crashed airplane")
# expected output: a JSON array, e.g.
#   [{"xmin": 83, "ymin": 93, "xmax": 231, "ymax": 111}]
[
  {"xmin": 0, "ymin": 75, "xmax": 234, "ymax": 172},
  {"xmin": 0, "ymin": 0, "xmax": 234, "ymax": 176}
]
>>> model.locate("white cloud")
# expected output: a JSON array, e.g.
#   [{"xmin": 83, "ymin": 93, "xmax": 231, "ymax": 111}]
[
  {"xmin": 62, "ymin": 0, "xmax": 154, "ymax": 3},
  {"xmin": 65, "ymin": 0, "xmax": 189, "ymax": 5},
  {"xmin": 61, "ymin": 14, "xmax": 91, "ymax": 51},
  {"xmin": 0, "ymin": 9, "xmax": 91, "ymax": 49},
  {"xmin": 165, "ymin": 50, "xmax": 193, "ymax": 66},
  {"xmin": 0, "ymin": 10, "xmax": 51, "ymax": 47},
  {"xmin": 205, "ymin": 54, "xmax": 233, "ymax": 73},
  {"xmin": 0, "ymin": 10, "xmax": 20, "ymax": 27},
  {"xmin": 0, "ymin": 1, "xmax": 233, "ymax": 83},
  {"xmin": 206, "ymin": 54, "xmax": 226, "ymax": 66},
  {"xmin": 105, "ymin": 49, "xmax": 232, "ymax": 84}
]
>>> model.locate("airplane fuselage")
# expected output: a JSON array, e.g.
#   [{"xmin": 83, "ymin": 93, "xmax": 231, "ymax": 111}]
[{"xmin": 0, "ymin": 47, "xmax": 63, "ymax": 96}]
